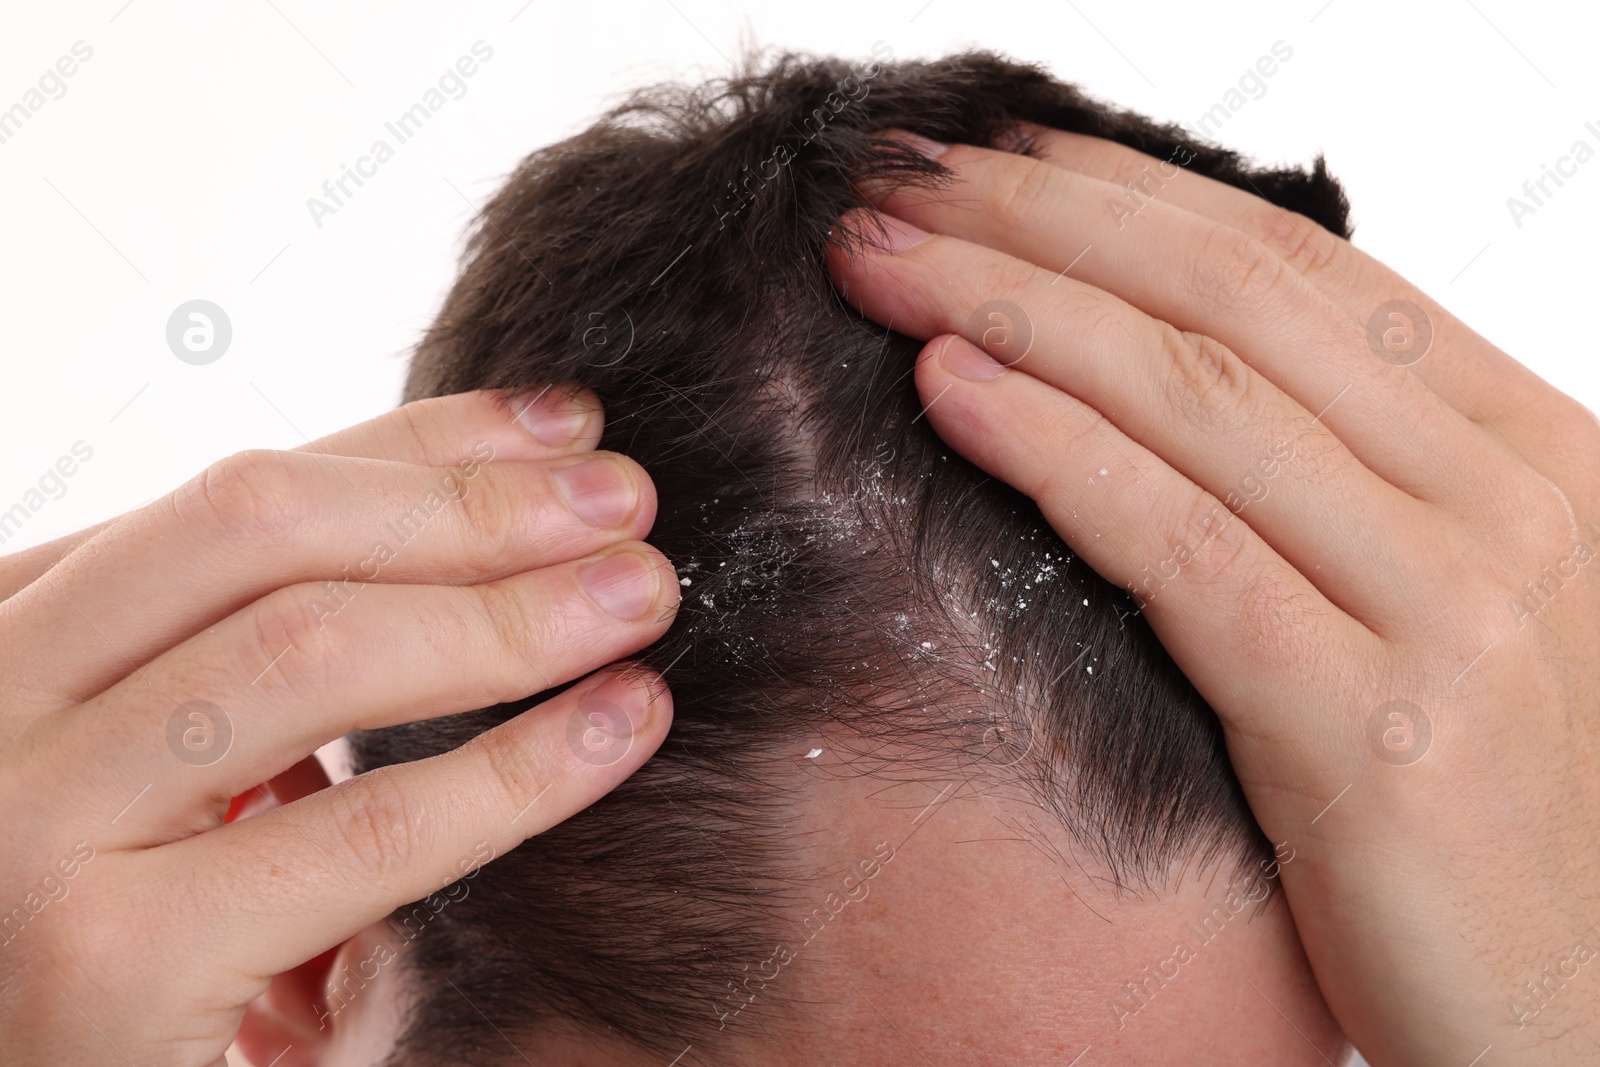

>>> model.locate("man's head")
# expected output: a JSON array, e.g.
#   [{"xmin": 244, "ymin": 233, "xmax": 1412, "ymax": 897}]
[{"xmin": 326, "ymin": 49, "xmax": 1352, "ymax": 1065}]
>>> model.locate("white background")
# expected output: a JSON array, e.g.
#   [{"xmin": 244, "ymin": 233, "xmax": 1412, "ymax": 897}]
[
  {"xmin": 1, "ymin": 0, "xmax": 1596, "ymax": 552},
  {"xmin": 1, "ymin": 3, "xmax": 1593, "ymax": 1061}
]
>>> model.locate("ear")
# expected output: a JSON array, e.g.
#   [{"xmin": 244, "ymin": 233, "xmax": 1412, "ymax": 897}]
[{"xmin": 229, "ymin": 755, "xmax": 407, "ymax": 1067}]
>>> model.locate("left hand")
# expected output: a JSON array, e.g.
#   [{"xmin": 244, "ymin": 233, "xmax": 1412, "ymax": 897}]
[{"xmin": 826, "ymin": 124, "xmax": 1600, "ymax": 1066}]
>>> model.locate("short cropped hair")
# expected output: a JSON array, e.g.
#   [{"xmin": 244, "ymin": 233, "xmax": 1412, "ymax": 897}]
[{"xmin": 350, "ymin": 49, "xmax": 1353, "ymax": 1065}]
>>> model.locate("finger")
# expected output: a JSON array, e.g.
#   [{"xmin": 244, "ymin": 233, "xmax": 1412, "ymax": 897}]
[
  {"xmin": 3, "ymin": 444, "xmax": 654, "ymax": 710},
  {"xmin": 1009, "ymin": 124, "xmax": 1552, "ymax": 416},
  {"xmin": 0, "ymin": 388, "xmax": 600, "ymax": 613},
  {"xmin": 915, "ymin": 332, "xmax": 1376, "ymax": 755},
  {"xmin": 303, "ymin": 385, "xmax": 605, "ymax": 468},
  {"xmin": 41, "ymin": 539, "xmax": 678, "ymax": 842},
  {"xmin": 0, "ymin": 522, "xmax": 109, "ymax": 602},
  {"xmin": 863, "ymin": 136, "xmax": 1512, "ymax": 515},
  {"xmin": 152, "ymin": 664, "xmax": 673, "ymax": 980},
  {"xmin": 828, "ymin": 211, "xmax": 1447, "ymax": 630},
  {"xmin": 990, "ymin": 124, "xmax": 1600, "ymax": 519}
]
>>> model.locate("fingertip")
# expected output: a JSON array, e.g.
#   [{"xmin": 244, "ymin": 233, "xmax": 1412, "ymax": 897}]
[
  {"xmin": 644, "ymin": 542, "xmax": 683, "ymax": 622},
  {"xmin": 919, "ymin": 333, "xmax": 1006, "ymax": 388},
  {"xmin": 566, "ymin": 664, "xmax": 674, "ymax": 774},
  {"xmin": 507, "ymin": 383, "xmax": 605, "ymax": 451},
  {"xmin": 613, "ymin": 661, "xmax": 674, "ymax": 738},
  {"xmin": 618, "ymin": 454, "xmax": 660, "ymax": 536}
]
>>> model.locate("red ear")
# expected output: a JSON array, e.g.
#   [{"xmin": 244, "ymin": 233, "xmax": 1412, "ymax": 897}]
[{"xmin": 232, "ymin": 946, "xmax": 342, "ymax": 1067}]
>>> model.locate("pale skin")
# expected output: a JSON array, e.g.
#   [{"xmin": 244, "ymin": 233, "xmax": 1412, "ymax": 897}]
[
  {"xmin": 265, "ymin": 727, "xmax": 1351, "ymax": 1066},
  {"xmin": 0, "ymin": 120, "xmax": 1595, "ymax": 1065},
  {"xmin": 0, "ymin": 388, "xmax": 683, "ymax": 1066}
]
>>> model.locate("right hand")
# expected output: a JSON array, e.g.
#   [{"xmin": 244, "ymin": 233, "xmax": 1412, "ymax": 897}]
[{"xmin": 0, "ymin": 387, "xmax": 680, "ymax": 1067}]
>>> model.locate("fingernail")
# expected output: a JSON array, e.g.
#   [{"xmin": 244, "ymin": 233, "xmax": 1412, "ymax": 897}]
[
  {"xmin": 941, "ymin": 335, "xmax": 1006, "ymax": 382},
  {"xmin": 512, "ymin": 387, "xmax": 593, "ymax": 447},
  {"xmin": 894, "ymin": 131, "xmax": 950, "ymax": 159},
  {"xmin": 878, "ymin": 213, "xmax": 932, "ymax": 253},
  {"xmin": 587, "ymin": 667, "xmax": 665, "ymax": 735},
  {"xmin": 579, "ymin": 551, "xmax": 660, "ymax": 620},
  {"xmin": 553, "ymin": 457, "xmax": 638, "ymax": 527}
]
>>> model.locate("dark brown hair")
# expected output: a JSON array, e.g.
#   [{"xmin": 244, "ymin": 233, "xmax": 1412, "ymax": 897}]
[{"xmin": 351, "ymin": 48, "xmax": 1353, "ymax": 1065}]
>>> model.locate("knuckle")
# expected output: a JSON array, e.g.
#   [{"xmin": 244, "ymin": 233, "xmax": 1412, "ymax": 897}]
[
  {"xmin": 1545, "ymin": 398, "xmax": 1600, "ymax": 488},
  {"xmin": 1191, "ymin": 225, "xmax": 1288, "ymax": 314},
  {"xmin": 1469, "ymin": 448, "xmax": 1579, "ymax": 545},
  {"xmin": 447, "ymin": 464, "xmax": 519, "ymax": 570},
  {"xmin": 179, "ymin": 449, "xmax": 304, "ymax": 548},
  {"xmin": 1271, "ymin": 420, "xmax": 1356, "ymax": 498},
  {"xmin": 1254, "ymin": 208, "xmax": 1350, "ymax": 283},
  {"xmin": 1232, "ymin": 558, "xmax": 1327, "ymax": 669},
  {"xmin": 394, "ymin": 395, "xmax": 452, "ymax": 454},
  {"xmin": 248, "ymin": 584, "xmax": 363, "ymax": 698},
  {"xmin": 1165, "ymin": 490, "xmax": 1251, "ymax": 593},
  {"xmin": 1102, "ymin": 153, "xmax": 1183, "ymax": 215},
  {"xmin": 987, "ymin": 155, "xmax": 1059, "ymax": 232},
  {"xmin": 1509, "ymin": 481, "xmax": 1583, "ymax": 555},
  {"xmin": 332, "ymin": 770, "xmax": 430, "ymax": 881},
  {"xmin": 1160, "ymin": 327, "xmax": 1254, "ymax": 433},
  {"xmin": 1071, "ymin": 292, "xmax": 1134, "ymax": 354},
  {"xmin": 471, "ymin": 579, "xmax": 554, "ymax": 661},
  {"xmin": 464, "ymin": 726, "xmax": 552, "ymax": 819},
  {"xmin": 983, "ymin": 254, "xmax": 1043, "ymax": 307}
]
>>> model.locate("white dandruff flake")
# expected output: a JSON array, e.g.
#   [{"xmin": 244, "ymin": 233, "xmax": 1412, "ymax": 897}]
[
  {"xmin": 680, "ymin": 577, "xmax": 693, "ymax": 586},
  {"xmin": 805, "ymin": 748, "xmax": 823, "ymax": 759}
]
